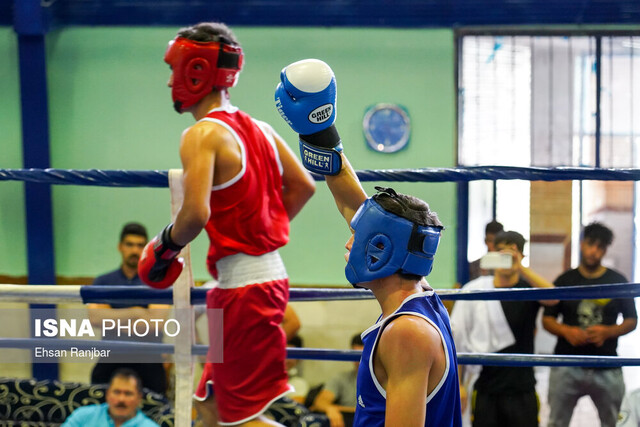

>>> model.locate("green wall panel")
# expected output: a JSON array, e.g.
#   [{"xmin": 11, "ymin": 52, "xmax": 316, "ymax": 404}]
[
  {"xmin": 235, "ymin": 27, "xmax": 457, "ymax": 288},
  {"xmin": 0, "ymin": 29, "xmax": 27, "ymax": 277},
  {"xmin": 31, "ymin": 26, "xmax": 455, "ymax": 287}
]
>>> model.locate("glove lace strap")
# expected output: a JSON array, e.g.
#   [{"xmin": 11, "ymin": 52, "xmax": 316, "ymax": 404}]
[{"xmin": 300, "ymin": 124, "xmax": 341, "ymax": 149}]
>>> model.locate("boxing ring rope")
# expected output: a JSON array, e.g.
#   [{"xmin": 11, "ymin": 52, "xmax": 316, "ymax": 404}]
[
  {"xmin": 2, "ymin": 282, "xmax": 639, "ymax": 368},
  {"xmin": 4, "ymin": 166, "xmax": 640, "ymax": 187},
  {"xmin": 3, "ymin": 335, "xmax": 640, "ymax": 370},
  {"xmin": 1, "ymin": 282, "xmax": 640, "ymax": 304},
  {"xmin": 4, "ymin": 166, "xmax": 640, "ymax": 425},
  {"xmin": 2, "ymin": 337, "xmax": 640, "ymax": 368}
]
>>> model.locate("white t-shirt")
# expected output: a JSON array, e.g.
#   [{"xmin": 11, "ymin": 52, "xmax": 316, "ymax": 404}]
[{"xmin": 618, "ymin": 388, "xmax": 640, "ymax": 427}]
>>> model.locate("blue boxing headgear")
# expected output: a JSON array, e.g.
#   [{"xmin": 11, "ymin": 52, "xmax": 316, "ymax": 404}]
[{"xmin": 345, "ymin": 188, "xmax": 442, "ymax": 286}]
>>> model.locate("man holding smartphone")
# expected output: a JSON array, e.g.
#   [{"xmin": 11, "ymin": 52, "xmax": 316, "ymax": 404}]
[{"xmin": 451, "ymin": 230, "xmax": 557, "ymax": 427}]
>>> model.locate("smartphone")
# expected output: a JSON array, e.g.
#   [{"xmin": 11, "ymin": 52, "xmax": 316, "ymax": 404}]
[{"xmin": 479, "ymin": 252, "xmax": 513, "ymax": 270}]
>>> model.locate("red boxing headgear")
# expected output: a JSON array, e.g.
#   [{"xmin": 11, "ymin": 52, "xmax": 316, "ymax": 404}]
[{"xmin": 164, "ymin": 37, "xmax": 244, "ymax": 113}]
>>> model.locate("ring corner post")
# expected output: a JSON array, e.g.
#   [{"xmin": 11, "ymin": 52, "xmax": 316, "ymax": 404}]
[
  {"xmin": 456, "ymin": 181, "xmax": 470, "ymax": 286},
  {"xmin": 14, "ymin": 0, "xmax": 58, "ymax": 380}
]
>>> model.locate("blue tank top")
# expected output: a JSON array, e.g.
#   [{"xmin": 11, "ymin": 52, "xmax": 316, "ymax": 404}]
[{"xmin": 353, "ymin": 290, "xmax": 462, "ymax": 427}]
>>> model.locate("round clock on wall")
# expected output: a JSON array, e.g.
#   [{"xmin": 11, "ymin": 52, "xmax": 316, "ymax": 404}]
[{"xmin": 362, "ymin": 103, "xmax": 411, "ymax": 153}]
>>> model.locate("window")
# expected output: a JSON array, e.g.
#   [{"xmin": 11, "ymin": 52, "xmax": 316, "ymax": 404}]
[{"xmin": 458, "ymin": 32, "xmax": 640, "ymax": 281}]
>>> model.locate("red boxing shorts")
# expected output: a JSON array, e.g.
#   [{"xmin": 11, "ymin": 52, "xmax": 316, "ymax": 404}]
[{"xmin": 194, "ymin": 251, "xmax": 292, "ymax": 425}]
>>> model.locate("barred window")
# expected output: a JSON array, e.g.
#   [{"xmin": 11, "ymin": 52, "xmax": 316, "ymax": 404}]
[
  {"xmin": 458, "ymin": 32, "xmax": 640, "ymax": 281},
  {"xmin": 459, "ymin": 34, "xmax": 640, "ymax": 169}
]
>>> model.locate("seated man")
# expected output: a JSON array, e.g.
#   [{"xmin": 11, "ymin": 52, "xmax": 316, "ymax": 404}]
[
  {"xmin": 62, "ymin": 368, "xmax": 159, "ymax": 427},
  {"xmin": 282, "ymin": 304, "xmax": 302, "ymax": 341},
  {"xmin": 311, "ymin": 334, "xmax": 363, "ymax": 427},
  {"xmin": 88, "ymin": 222, "xmax": 170, "ymax": 395}
]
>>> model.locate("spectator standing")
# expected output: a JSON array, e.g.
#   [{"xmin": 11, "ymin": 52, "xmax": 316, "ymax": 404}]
[
  {"xmin": 543, "ymin": 222, "xmax": 637, "ymax": 427},
  {"xmin": 451, "ymin": 230, "xmax": 557, "ymax": 427}
]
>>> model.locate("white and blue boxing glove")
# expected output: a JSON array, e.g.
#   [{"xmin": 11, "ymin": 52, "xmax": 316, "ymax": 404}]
[{"xmin": 275, "ymin": 59, "xmax": 342, "ymax": 175}]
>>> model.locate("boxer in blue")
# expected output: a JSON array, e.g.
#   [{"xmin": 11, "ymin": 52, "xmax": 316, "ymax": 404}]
[{"xmin": 275, "ymin": 59, "xmax": 462, "ymax": 427}]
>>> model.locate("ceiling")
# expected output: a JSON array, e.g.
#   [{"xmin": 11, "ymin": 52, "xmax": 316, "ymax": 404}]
[{"xmin": 3, "ymin": 0, "xmax": 640, "ymax": 30}]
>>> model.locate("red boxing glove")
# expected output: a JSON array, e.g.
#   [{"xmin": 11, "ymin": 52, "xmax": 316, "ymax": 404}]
[{"xmin": 138, "ymin": 224, "xmax": 185, "ymax": 289}]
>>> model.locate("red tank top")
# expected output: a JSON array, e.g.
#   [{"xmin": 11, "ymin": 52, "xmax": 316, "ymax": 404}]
[{"xmin": 200, "ymin": 107, "xmax": 290, "ymax": 277}]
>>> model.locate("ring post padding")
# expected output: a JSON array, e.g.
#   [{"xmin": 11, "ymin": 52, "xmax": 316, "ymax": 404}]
[{"xmin": 169, "ymin": 169, "xmax": 194, "ymax": 427}]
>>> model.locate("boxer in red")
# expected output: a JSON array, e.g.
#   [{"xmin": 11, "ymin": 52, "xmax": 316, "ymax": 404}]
[{"xmin": 138, "ymin": 22, "xmax": 315, "ymax": 426}]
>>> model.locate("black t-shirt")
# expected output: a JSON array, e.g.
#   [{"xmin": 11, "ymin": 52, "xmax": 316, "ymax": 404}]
[
  {"xmin": 474, "ymin": 280, "xmax": 541, "ymax": 394},
  {"xmin": 543, "ymin": 268, "xmax": 637, "ymax": 356}
]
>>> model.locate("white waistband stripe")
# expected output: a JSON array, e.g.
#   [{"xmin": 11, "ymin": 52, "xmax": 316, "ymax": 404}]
[{"xmin": 215, "ymin": 251, "xmax": 288, "ymax": 289}]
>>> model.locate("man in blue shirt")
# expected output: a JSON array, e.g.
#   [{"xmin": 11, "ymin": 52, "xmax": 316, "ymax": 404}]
[
  {"xmin": 62, "ymin": 368, "xmax": 159, "ymax": 427},
  {"xmin": 88, "ymin": 223, "xmax": 169, "ymax": 394}
]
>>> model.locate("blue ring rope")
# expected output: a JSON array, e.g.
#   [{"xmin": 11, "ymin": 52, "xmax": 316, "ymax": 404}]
[
  {"xmin": 4, "ymin": 166, "xmax": 640, "ymax": 187},
  {"xmin": 1, "ymin": 338, "xmax": 638, "ymax": 367},
  {"xmin": 75, "ymin": 283, "xmax": 640, "ymax": 305},
  {"xmin": 0, "ymin": 169, "xmax": 169, "ymax": 187},
  {"xmin": 438, "ymin": 282, "xmax": 640, "ymax": 301},
  {"xmin": 352, "ymin": 166, "xmax": 640, "ymax": 183},
  {"xmin": 457, "ymin": 353, "xmax": 640, "ymax": 368}
]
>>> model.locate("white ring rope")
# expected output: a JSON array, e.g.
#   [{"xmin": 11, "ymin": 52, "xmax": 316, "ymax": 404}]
[{"xmin": 0, "ymin": 284, "xmax": 83, "ymax": 304}]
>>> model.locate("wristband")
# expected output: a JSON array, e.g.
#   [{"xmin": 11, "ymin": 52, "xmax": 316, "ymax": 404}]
[
  {"xmin": 299, "ymin": 140, "xmax": 343, "ymax": 175},
  {"xmin": 154, "ymin": 223, "xmax": 184, "ymax": 260}
]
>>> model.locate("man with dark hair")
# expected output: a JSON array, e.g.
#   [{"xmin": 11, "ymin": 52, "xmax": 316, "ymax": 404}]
[
  {"xmin": 176, "ymin": 22, "xmax": 238, "ymax": 44},
  {"xmin": 485, "ymin": 221, "xmax": 505, "ymax": 245},
  {"xmin": 583, "ymin": 221, "xmax": 614, "ymax": 247},
  {"xmin": 62, "ymin": 368, "xmax": 159, "ymax": 427},
  {"xmin": 111, "ymin": 368, "xmax": 144, "ymax": 393},
  {"xmin": 119, "ymin": 222, "xmax": 148, "ymax": 244},
  {"xmin": 276, "ymin": 58, "xmax": 461, "ymax": 426},
  {"xmin": 89, "ymin": 222, "xmax": 169, "ymax": 395},
  {"xmin": 494, "ymin": 230, "xmax": 525, "ymax": 253},
  {"xmin": 94, "ymin": 222, "xmax": 148, "ymax": 287},
  {"xmin": 543, "ymin": 221, "xmax": 637, "ymax": 427},
  {"xmin": 452, "ymin": 230, "xmax": 556, "ymax": 427},
  {"xmin": 468, "ymin": 220, "xmax": 505, "ymax": 281},
  {"xmin": 137, "ymin": 22, "xmax": 315, "ymax": 427},
  {"xmin": 351, "ymin": 333, "xmax": 363, "ymax": 348}
]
